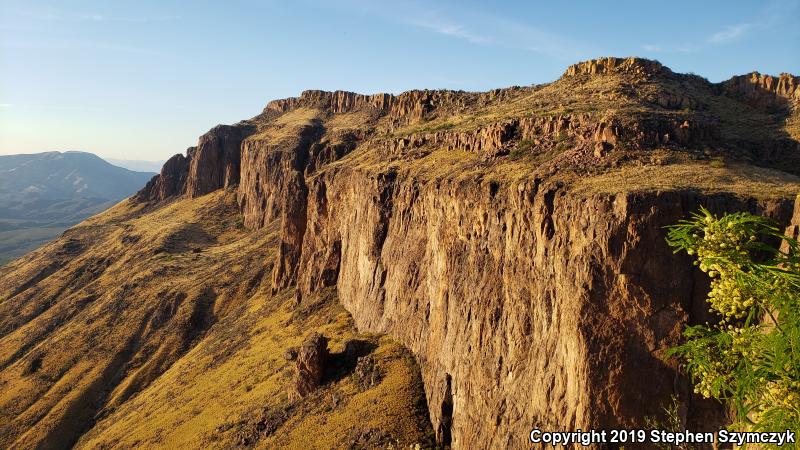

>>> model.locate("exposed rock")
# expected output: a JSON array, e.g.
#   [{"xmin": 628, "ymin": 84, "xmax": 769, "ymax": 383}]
[
  {"xmin": 185, "ymin": 124, "xmax": 255, "ymax": 197},
  {"xmin": 134, "ymin": 152, "xmax": 190, "ymax": 202},
  {"xmin": 653, "ymin": 90, "xmax": 698, "ymax": 110},
  {"xmin": 296, "ymin": 169, "xmax": 795, "ymax": 448},
  {"xmin": 232, "ymin": 404, "xmax": 294, "ymax": 446},
  {"xmin": 382, "ymin": 114, "xmax": 717, "ymax": 161},
  {"xmin": 266, "ymin": 90, "xmax": 394, "ymax": 114},
  {"xmin": 57, "ymin": 238, "xmax": 83, "ymax": 256},
  {"xmin": 121, "ymin": 57, "xmax": 800, "ymax": 449},
  {"xmin": 283, "ymin": 347, "xmax": 298, "ymax": 361},
  {"xmin": 236, "ymin": 123, "xmax": 325, "ymax": 290},
  {"xmin": 722, "ymin": 72, "xmax": 800, "ymax": 107},
  {"xmin": 593, "ymin": 141, "xmax": 611, "ymax": 158},
  {"xmin": 353, "ymin": 354, "xmax": 381, "ymax": 390},
  {"xmin": 237, "ymin": 123, "xmax": 322, "ymax": 229},
  {"xmin": 291, "ymin": 332, "xmax": 329, "ymax": 400},
  {"xmin": 563, "ymin": 56, "xmax": 671, "ymax": 78},
  {"xmin": 134, "ymin": 124, "xmax": 254, "ymax": 202},
  {"xmin": 266, "ymin": 88, "xmax": 486, "ymax": 127}
]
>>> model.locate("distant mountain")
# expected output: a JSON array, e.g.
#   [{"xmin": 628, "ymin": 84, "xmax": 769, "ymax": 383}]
[
  {"xmin": 105, "ymin": 157, "xmax": 166, "ymax": 173},
  {"xmin": 0, "ymin": 151, "xmax": 154, "ymax": 264}
]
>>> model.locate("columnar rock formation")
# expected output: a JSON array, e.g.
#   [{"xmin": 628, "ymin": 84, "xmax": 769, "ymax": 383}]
[
  {"xmin": 135, "ymin": 123, "xmax": 255, "ymax": 202},
  {"xmin": 186, "ymin": 124, "xmax": 254, "ymax": 197},
  {"xmin": 722, "ymin": 72, "xmax": 800, "ymax": 107},
  {"xmin": 131, "ymin": 57, "xmax": 800, "ymax": 448}
]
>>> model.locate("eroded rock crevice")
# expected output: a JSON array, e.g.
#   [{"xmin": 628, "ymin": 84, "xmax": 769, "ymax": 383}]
[{"xmin": 437, "ymin": 373, "xmax": 454, "ymax": 447}]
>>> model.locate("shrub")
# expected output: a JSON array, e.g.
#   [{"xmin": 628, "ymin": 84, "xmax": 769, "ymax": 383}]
[{"xmin": 666, "ymin": 208, "xmax": 800, "ymax": 435}]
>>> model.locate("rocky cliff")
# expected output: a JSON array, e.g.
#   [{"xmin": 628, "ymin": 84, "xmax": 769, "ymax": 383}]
[
  {"xmin": 3, "ymin": 57, "xmax": 800, "ymax": 449},
  {"xmin": 135, "ymin": 123, "xmax": 256, "ymax": 202},
  {"xmin": 123, "ymin": 57, "xmax": 800, "ymax": 448}
]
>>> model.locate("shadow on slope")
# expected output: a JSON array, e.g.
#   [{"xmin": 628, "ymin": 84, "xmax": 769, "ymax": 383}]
[{"xmin": 0, "ymin": 191, "xmax": 434, "ymax": 449}]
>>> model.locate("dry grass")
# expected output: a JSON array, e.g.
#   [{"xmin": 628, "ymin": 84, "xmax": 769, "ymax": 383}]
[
  {"xmin": 0, "ymin": 191, "xmax": 433, "ymax": 449},
  {"xmin": 574, "ymin": 161, "xmax": 800, "ymax": 199},
  {"xmin": 249, "ymin": 107, "xmax": 322, "ymax": 142},
  {"xmin": 3, "ymin": 60, "xmax": 799, "ymax": 449}
]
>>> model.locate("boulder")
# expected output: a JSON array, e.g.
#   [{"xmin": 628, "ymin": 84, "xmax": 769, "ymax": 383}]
[{"xmin": 291, "ymin": 332, "xmax": 329, "ymax": 399}]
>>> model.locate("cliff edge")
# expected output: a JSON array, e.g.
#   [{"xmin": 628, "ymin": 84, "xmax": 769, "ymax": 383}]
[{"xmin": 2, "ymin": 57, "xmax": 800, "ymax": 449}]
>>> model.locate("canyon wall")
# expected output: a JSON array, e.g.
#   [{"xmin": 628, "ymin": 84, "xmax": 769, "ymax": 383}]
[
  {"xmin": 292, "ymin": 168, "xmax": 795, "ymax": 448},
  {"xmin": 132, "ymin": 57, "xmax": 800, "ymax": 448}
]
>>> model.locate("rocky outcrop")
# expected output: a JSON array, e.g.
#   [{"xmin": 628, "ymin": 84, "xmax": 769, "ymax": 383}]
[
  {"xmin": 134, "ymin": 152, "xmax": 190, "ymax": 202},
  {"xmin": 237, "ymin": 124, "xmax": 322, "ymax": 229},
  {"xmin": 291, "ymin": 332, "xmax": 329, "ymax": 400},
  {"xmin": 722, "ymin": 72, "xmax": 800, "ymax": 107},
  {"xmin": 353, "ymin": 354, "xmax": 381, "ymax": 390},
  {"xmin": 266, "ymin": 90, "xmax": 394, "ymax": 114},
  {"xmin": 264, "ymin": 88, "xmax": 525, "ymax": 129},
  {"xmin": 384, "ymin": 114, "xmax": 718, "ymax": 160},
  {"xmin": 563, "ymin": 57, "xmax": 671, "ymax": 78},
  {"xmin": 129, "ymin": 57, "xmax": 800, "ymax": 449},
  {"xmin": 185, "ymin": 124, "xmax": 254, "ymax": 197},
  {"xmin": 236, "ymin": 122, "xmax": 330, "ymax": 290},
  {"xmin": 134, "ymin": 124, "xmax": 254, "ymax": 202}
]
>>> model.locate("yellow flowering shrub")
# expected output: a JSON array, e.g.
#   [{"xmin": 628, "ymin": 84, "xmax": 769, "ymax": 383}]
[{"xmin": 667, "ymin": 207, "xmax": 800, "ymax": 438}]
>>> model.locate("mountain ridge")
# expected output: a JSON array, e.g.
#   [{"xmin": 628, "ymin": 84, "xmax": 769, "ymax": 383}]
[
  {"xmin": 0, "ymin": 151, "xmax": 154, "ymax": 264},
  {"xmin": 1, "ymin": 57, "xmax": 799, "ymax": 449}
]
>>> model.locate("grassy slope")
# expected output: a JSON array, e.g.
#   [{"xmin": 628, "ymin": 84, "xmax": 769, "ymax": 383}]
[
  {"xmin": 0, "ymin": 227, "xmax": 65, "ymax": 266},
  {"xmin": 0, "ymin": 198, "xmax": 120, "ymax": 268},
  {"xmin": 2, "ymin": 60, "xmax": 799, "ymax": 448},
  {"xmin": 0, "ymin": 191, "xmax": 433, "ymax": 449}
]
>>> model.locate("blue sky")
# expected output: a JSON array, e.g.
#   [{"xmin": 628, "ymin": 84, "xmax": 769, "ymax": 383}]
[{"xmin": 1, "ymin": 0, "xmax": 799, "ymax": 161}]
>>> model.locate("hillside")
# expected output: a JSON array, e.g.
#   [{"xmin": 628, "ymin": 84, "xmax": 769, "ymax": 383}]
[
  {"xmin": 0, "ymin": 152, "xmax": 154, "ymax": 265},
  {"xmin": 1, "ymin": 57, "xmax": 799, "ymax": 449}
]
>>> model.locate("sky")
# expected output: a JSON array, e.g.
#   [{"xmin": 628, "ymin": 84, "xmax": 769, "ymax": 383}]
[{"xmin": 1, "ymin": 0, "xmax": 799, "ymax": 161}]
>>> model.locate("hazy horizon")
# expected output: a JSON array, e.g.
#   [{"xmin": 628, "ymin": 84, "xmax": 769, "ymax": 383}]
[
  {"xmin": 0, "ymin": 149, "xmax": 163, "ymax": 170},
  {"xmin": 2, "ymin": 0, "xmax": 799, "ymax": 161}
]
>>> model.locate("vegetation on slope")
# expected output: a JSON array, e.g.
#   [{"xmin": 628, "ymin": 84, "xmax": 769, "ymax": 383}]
[
  {"xmin": 0, "ymin": 191, "xmax": 433, "ymax": 449},
  {"xmin": 2, "ymin": 57, "xmax": 799, "ymax": 448},
  {"xmin": 0, "ymin": 151, "xmax": 154, "ymax": 265}
]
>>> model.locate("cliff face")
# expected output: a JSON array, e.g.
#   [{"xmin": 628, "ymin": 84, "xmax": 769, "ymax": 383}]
[
  {"xmin": 135, "ymin": 123, "xmax": 255, "ymax": 202},
  {"xmin": 722, "ymin": 72, "xmax": 800, "ymax": 107},
  {"xmin": 0, "ymin": 192, "xmax": 435, "ymax": 449},
  {"xmin": 8, "ymin": 57, "xmax": 799, "ymax": 448},
  {"xmin": 296, "ymin": 171, "xmax": 794, "ymax": 446},
  {"xmin": 134, "ymin": 152, "xmax": 190, "ymax": 202},
  {"xmin": 186, "ymin": 124, "xmax": 255, "ymax": 197},
  {"xmin": 141, "ymin": 57, "xmax": 800, "ymax": 210},
  {"xmin": 563, "ymin": 56, "xmax": 670, "ymax": 78}
]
